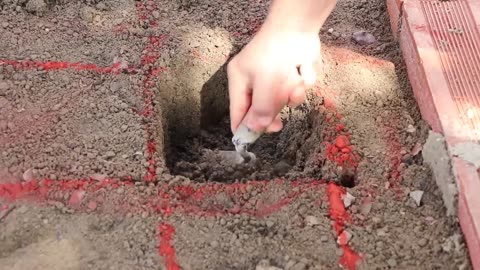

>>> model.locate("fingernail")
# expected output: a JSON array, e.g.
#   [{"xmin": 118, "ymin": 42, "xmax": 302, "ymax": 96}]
[{"xmin": 246, "ymin": 115, "xmax": 273, "ymax": 132}]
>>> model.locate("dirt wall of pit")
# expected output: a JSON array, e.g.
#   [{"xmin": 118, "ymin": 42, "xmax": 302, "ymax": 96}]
[{"xmin": 154, "ymin": 26, "xmax": 233, "ymax": 147}]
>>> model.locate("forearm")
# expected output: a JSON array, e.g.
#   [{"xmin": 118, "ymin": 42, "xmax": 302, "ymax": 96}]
[{"xmin": 262, "ymin": 0, "xmax": 336, "ymax": 34}]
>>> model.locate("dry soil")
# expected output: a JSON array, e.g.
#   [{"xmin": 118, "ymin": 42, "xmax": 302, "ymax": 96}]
[{"xmin": 0, "ymin": 0, "xmax": 473, "ymax": 269}]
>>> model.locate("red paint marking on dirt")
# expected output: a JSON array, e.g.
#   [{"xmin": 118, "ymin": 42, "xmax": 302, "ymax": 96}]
[
  {"xmin": 134, "ymin": 0, "xmax": 167, "ymax": 183},
  {"xmin": 149, "ymin": 179, "xmax": 326, "ymax": 217},
  {"xmin": 0, "ymin": 59, "xmax": 139, "ymax": 74},
  {"xmin": 138, "ymin": 35, "xmax": 168, "ymax": 182},
  {"xmin": 327, "ymin": 183, "xmax": 361, "ymax": 270},
  {"xmin": 0, "ymin": 178, "xmax": 322, "ymax": 217},
  {"xmin": 158, "ymin": 223, "xmax": 180, "ymax": 270},
  {"xmin": 316, "ymin": 90, "xmax": 362, "ymax": 268},
  {"xmin": 135, "ymin": 1, "xmax": 159, "ymax": 27},
  {"xmin": 0, "ymin": 178, "xmax": 131, "ymax": 203}
]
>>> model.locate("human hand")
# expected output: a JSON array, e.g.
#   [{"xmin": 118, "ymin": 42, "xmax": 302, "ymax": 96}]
[{"xmin": 227, "ymin": 27, "xmax": 322, "ymax": 134}]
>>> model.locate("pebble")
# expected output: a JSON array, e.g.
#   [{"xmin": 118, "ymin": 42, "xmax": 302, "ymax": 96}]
[
  {"xmin": 352, "ymin": 30, "xmax": 376, "ymax": 45},
  {"xmin": 87, "ymin": 201, "xmax": 97, "ymax": 210},
  {"xmin": 418, "ymin": 238, "xmax": 428, "ymax": 247},
  {"xmin": 26, "ymin": 0, "xmax": 47, "ymax": 15},
  {"xmin": 320, "ymin": 235, "xmax": 329, "ymax": 242},
  {"xmin": 387, "ymin": 258, "xmax": 397, "ymax": 267},
  {"xmin": 305, "ymin": 215, "xmax": 319, "ymax": 226},
  {"xmin": 266, "ymin": 220, "xmax": 274, "ymax": 228},
  {"xmin": 409, "ymin": 190, "xmax": 424, "ymax": 207},
  {"xmin": 80, "ymin": 6, "xmax": 94, "ymax": 22},
  {"xmin": 0, "ymin": 81, "xmax": 9, "ymax": 93},
  {"xmin": 105, "ymin": 151, "xmax": 116, "ymax": 159},
  {"xmin": 1, "ymin": 22, "xmax": 8, "ymax": 28},
  {"xmin": 291, "ymin": 262, "xmax": 307, "ymax": 270},
  {"xmin": 96, "ymin": 2, "xmax": 107, "ymax": 10},
  {"xmin": 22, "ymin": 168, "xmax": 34, "ymax": 181},
  {"xmin": 342, "ymin": 192, "xmax": 355, "ymax": 208},
  {"xmin": 406, "ymin": 124, "xmax": 416, "ymax": 133}
]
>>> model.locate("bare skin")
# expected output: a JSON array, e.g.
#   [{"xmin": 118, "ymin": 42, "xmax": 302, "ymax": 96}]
[{"xmin": 227, "ymin": 0, "xmax": 337, "ymax": 133}]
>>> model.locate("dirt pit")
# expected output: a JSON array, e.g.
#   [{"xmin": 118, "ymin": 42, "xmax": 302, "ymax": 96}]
[
  {"xmin": 165, "ymin": 97, "xmax": 358, "ymax": 185},
  {"xmin": 0, "ymin": 0, "xmax": 475, "ymax": 269}
]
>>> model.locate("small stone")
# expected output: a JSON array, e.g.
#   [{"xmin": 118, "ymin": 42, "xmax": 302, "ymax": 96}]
[
  {"xmin": 0, "ymin": 81, "xmax": 9, "ymax": 94},
  {"xmin": 105, "ymin": 150, "xmax": 116, "ymax": 159},
  {"xmin": 342, "ymin": 192, "xmax": 355, "ymax": 208},
  {"xmin": 87, "ymin": 201, "xmax": 97, "ymax": 210},
  {"xmin": 266, "ymin": 220, "xmax": 274, "ymax": 228},
  {"xmin": 152, "ymin": 10, "xmax": 160, "ymax": 18},
  {"xmin": 116, "ymin": 187, "xmax": 125, "ymax": 194},
  {"xmin": 90, "ymin": 173, "xmax": 107, "ymax": 181},
  {"xmin": 337, "ymin": 230, "xmax": 353, "ymax": 245},
  {"xmin": 291, "ymin": 262, "xmax": 307, "ymax": 270},
  {"xmin": 80, "ymin": 7, "xmax": 95, "ymax": 22},
  {"xmin": 18, "ymin": 205, "xmax": 28, "ymax": 214},
  {"xmin": 26, "ymin": 0, "xmax": 47, "ymax": 16},
  {"xmin": 387, "ymin": 259, "xmax": 397, "ymax": 267},
  {"xmin": 68, "ymin": 190, "xmax": 85, "ymax": 207},
  {"xmin": 406, "ymin": 124, "xmax": 416, "ymax": 133},
  {"xmin": 305, "ymin": 215, "xmax": 319, "ymax": 226},
  {"xmin": 96, "ymin": 2, "xmax": 107, "ymax": 10},
  {"xmin": 1, "ymin": 22, "xmax": 8, "ymax": 28},
  {"xmin": 7, "ymin": 122, "xmax": 15, "ymax": 130},
  {"xmin": 320, "ymin": 235, "xmax": 329, "ymax": 242},
  {"xmin": 352, "ymin": 31, "xmax": 376, "ymax": 45},
  {"xmin": 22, "ymin": 168, "xmax": 34, "ymax": 181},
  {"xmin": 359, "ymin": 200, "xmax": 372, "ymax": 216},
  {"xmin": 409, "ymin": 190, "xmax": 424, "ymax": 206},
  {"xmin": 328, "ymin": 28, "xmax": 334, "ymax": 34},
  {"xmin": 210, "ymin": 240, "xmax": 219, "ymax": 248},
  {"xmin": 418, "ymin": 238, "xmax": 428, "ymax": 247}
]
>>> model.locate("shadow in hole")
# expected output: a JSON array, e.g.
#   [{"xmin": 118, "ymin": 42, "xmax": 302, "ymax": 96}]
[{"xmin": 199, "ymin": 64, "xmax": 230, "ymax": 131}]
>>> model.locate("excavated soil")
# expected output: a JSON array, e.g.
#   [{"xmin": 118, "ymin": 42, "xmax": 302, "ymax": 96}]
[{"xmin": 0, "ymin": 0, "xmax": 473, "ymax": 269}]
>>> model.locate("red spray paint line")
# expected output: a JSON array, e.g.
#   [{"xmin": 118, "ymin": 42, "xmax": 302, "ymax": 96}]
[
  {"xmin": 158, "ymin": 223, "xmax": 180, "ymax": 270},
  {"xmin": 0, "ymin": 178, "xmax": 324, "ymax": 218},
  {"xmin": 315, "ymin": 89, "xmax": 362, "ymax": 268},
  {"xmin": 0, "ymin": 59, "xmax": 140, "ymax": 74},
  {"xmin": 134, "ymin": 0, "xmax": 167, "ymax": 183},
  {"xmin": 327, "ymin": 183, "xmax": 362, "ymax": 270},
  {"xmin": 138, "ymin": 35, "xmax": 168, "ymax": 182},
  {"xmin": 149, "ymin": 179, "xmax": 326, "ymax": 217}
]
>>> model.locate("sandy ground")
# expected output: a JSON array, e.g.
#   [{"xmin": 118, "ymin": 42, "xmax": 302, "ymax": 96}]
[{"xmin": 0, "ymin": 0, "xmax": 473, "ymax": 269}]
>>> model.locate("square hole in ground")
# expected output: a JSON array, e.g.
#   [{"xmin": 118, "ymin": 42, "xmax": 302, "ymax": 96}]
[{"xmin": 163, "ymin": 91, "xmax": 358, "ymax": 186}]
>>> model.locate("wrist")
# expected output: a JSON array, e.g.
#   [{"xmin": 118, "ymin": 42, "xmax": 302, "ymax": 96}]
[{"xmin": 261, "ymin": 0, "xmax": 336, "ymax": 35}]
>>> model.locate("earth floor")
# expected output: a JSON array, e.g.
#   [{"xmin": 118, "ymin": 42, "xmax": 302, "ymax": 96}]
[{"xmin": 0, "ymin": 0, "xmax": 473, "ymax": 269}]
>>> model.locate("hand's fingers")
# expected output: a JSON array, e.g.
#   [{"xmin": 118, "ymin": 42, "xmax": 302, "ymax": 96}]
[
  {"xmin": 265, "ymin": 114, "xmax": 283, "ymax": 133},
  {"xmin": 299, "ymin": 61, "xmax": 317, "ymax": 88},
  {"xmin": 288, "ymin": 85, "xmax": 307, "ymax": 107},
  {"xmin": 227, "ymin": 64, "xmax": 251, "ymax": 133},
  {"xmin": 243, "ymin": 71, "xmax": 288, "ymax": 132}
]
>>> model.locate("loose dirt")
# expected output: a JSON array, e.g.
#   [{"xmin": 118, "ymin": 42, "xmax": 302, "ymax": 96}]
[{"xmin": 0, "ymin": 0, "xmax": 473, "ymax": 269}]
